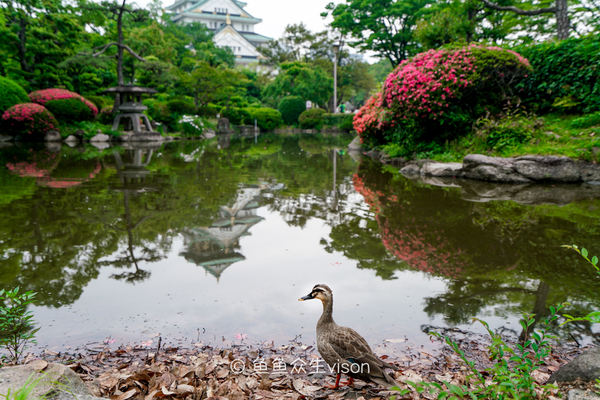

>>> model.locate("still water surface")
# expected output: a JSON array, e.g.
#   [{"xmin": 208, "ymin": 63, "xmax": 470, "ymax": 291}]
[{"xmin": 0, "ymin": 135, "xmax": 599, "ymax": 353}]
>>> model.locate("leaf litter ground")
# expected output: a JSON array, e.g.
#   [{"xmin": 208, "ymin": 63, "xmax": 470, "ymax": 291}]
[{"xmin": 26, "ymin": 327, "xmax": 595, "ymax": 400}]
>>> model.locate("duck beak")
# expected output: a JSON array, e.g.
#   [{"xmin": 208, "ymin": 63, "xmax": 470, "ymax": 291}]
[{"xmin": 298, "ymin": 293, "xmax": 314, "ymax": 301}]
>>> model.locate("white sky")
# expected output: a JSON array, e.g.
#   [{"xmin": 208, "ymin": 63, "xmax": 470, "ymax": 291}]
[{"xmin": 242, "ymin": 0, "xmax": 340, "ymax": 40}]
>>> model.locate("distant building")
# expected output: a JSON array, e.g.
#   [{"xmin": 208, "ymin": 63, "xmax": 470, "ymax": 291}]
[{"xmin": 165, "ymin": 0, "xmax": 271, "ymax": 66}]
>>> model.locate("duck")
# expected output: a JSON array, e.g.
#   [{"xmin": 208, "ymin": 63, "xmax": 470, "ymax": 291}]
[{"xmin": 299, "ymin": 284, "xmax": 400, "ymax": 390}]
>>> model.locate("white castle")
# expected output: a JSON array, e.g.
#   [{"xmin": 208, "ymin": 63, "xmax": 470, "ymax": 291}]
[{"xmin": 166, "ymin": 0, "xmax": 271, "ymax": 65}]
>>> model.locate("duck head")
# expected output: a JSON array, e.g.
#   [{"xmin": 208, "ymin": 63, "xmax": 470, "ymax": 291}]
[{"xmin": 299, "ymin": 284, "xmax": 332, "ymax": 303}]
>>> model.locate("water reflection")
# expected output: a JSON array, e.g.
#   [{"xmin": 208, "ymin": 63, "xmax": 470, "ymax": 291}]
[
  {"xmin": 180, "ymin": 184, "xmax": 282, "ymax": 280},
  {"xmin": 0, "ymin": 136, "xmax": 599, "ymax": 349},
  {"xmin": 339, "ymin": 158, "xmax": 600, "ymax": 343}
]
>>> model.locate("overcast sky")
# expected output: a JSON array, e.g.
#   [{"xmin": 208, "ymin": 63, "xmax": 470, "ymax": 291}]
[{"xmin": 242, "ymin": 0, "xmax": 339, "ymax": 40}]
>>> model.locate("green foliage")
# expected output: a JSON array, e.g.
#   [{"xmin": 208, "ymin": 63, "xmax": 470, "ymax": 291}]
[
  {"xmin": 322, "ymin": 113, "xmax": 354, "ymax": 131},
  {"xmin": 45, "ymin": 98, "xmax": 93, "ymax": 122},
  {"xmin": 0, "ymin": 77, "xmax": 29, "ymax": 115},
  {"xmin": 560, "ymin": 245, "xmax": 600, "ymax": 325},
  {"xmin": 298, "ymin": 108, "xmax": 326, "ymax": 129},
  {"xmin": 323, "ymin": 0, "xmax": 432, "ymax": 67},
  {"xmin": 178, "ymin": 115, "xmax": 213, "ymax": 137},
  {"xmin": 278, "ymin": 95, "xmax": 306, "ymax": 125},
  {"xmin": 84, "ymin": 95, "xmax": 112, "ymax": 111},
  {"xmin": 475, "ymin": 108, "xmax": 542, "ymax": 151},
  {"xmin": 393, "ymin": 305, "xmax": 563, "ymax": 399},
  {"xmin": 0, "ymin": 287, "xmax": 39, "ymax": 363},
  {"xmin": 516, "ymin": 35, "xmax": 600, "ymax": 114},
  {"xmin": 98, "ymin": 107, "xmax": 114, "ymax": 125},
  {"xmin": 570, "ymin": 112, "xmax": 600, "ymax": 129},
  {"xmin": 167, "ymin": 99, "xmax": 197, "ymax": 116},
  {"xmin": 246, "ymin": 107, "xmax": 282, "ymax": 131},
  {"xmin": 263, "ymin": 62, "xmax": 332, "ymax": 109},
  {"xmin": 220, "ymin": 107, "xmax": 251, "ymax": 125}
]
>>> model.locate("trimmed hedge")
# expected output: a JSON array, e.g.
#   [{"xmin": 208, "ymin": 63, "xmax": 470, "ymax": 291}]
[
  {"xmin": 45, "ymin": 98, "xmax": 93, "ymax": 121},
  {"xmin": 29, "ymin": 89, "xmax": 98, "ymax": 120},
  {"xmin": 299, "ymin": 108, "xmax": 326, "ymax": 129},
  {"xmin": 278, "ymin": 96, "xmax": 305, "ymax": 125},
  {"xmin": 2, "ymin": 103, "xmax": 59, "ymax": 138},
  {"xmin": 0, "ymin": 77, "xmax": 29, "ymax": 114},
  {"xmin": 247, "ymin": 107, "xmax": 282, "ymax": 131},
  {"xmin": 516, "ymin": 35, "xmax": 600, "ymax": 113}
]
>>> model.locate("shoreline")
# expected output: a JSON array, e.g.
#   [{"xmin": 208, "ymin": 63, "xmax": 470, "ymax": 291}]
[{"xmin": 18, "ymin": 328, "xmax": 593, "ymax": 399}]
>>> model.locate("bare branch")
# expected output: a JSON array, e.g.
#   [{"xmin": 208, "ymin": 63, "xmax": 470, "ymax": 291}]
[
  {"xmin": 121, "ymin": 44, "xmax": 146, "ymax": 62},
  {"xmin": 482, "ymin": 0, "xmax": 556, "ymax": 15},
  {"xmin": 90, "ymin": 42, "xmax": 119, "ymax": 57}
]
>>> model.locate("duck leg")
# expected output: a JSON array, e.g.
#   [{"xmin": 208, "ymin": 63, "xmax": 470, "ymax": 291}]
[{"xmin": 324, "ymin": 375, "xmax": 354, "ymax": 389}]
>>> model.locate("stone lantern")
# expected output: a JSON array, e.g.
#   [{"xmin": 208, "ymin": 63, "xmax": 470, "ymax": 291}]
[{"xmin": 102, "ymin": 85, "xmax": 162, "ymax": 140}]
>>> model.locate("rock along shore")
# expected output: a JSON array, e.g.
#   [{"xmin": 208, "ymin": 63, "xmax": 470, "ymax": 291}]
[{"xmin": 347, "ymin": 137, "xmax": 600, "ymax": 185}]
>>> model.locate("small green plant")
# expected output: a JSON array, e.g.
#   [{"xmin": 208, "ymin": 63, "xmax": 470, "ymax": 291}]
[
  {"xmin": 0, "ymin": 288, "xmax": 39, "ymax": 364},
  {"xmin": 561, "ymin": 245, "xmax": 600, "ymax": 325},
  {"xmin": 570, "ymin": 113, "xmax": 600, "ymax": 129},
  {"xmin": 393, "ymin": 305, "xmax": 563, "ymax": 399}
]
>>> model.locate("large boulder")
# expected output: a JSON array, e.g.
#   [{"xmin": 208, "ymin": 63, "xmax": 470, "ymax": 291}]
[
  {"xmin": 549, "ymin": 348, "xmax": 600, "ymax": 383},
  {"xmin": 421, "ymin": 162, "xmax": 463, "ymax": 178},
  {"xmin": 0, "ymin": 360, "xmax": 102, "ymax": 400},
  {"xmin": 513, "ymin": 155, "xmax": 580, "ymax": 182},
  {"xmin": 462, "ymin": 154, "xmax": 531, "ymax": 183}
]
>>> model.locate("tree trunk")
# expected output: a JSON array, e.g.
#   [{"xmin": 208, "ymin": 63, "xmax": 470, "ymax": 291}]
[
  {"xmin": 117, "ymin": 0, "xmax": 126, "ymax": 85},
  {"xmin": 556, "ymin": 0, "xmax": 569, "ymax": 40},
  {"xmin": 17, "ymin": 18, "xmax": 31, "ymax": 75}
]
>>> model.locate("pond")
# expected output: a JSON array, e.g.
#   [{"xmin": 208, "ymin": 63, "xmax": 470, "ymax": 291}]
[{"xmin": 0, "ymin": 134, "xmax": 599, "ymax": 355}]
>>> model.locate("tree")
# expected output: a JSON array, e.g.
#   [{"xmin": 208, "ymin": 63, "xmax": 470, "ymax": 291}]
[
  {"xmin": 261, "ymin": 61, "xmax": 333, "ymax": 109},
  {"xmin": 323, "ymin": 0, "xmax": 433, "ymax": 67},
  {"xmin": 179, "ymin": 60, "xmax": 246, "ymax": 107},
  {"xmin": 415, "ymin": 0, "xmax": 509, "ymax": 48},
  {"xmin": 0, "ymin": 0, "xmax": 86, "ymax": 88},
  {"xmin": 84, "ymin": 0, "xmax": 147, "ymax": 85},
  {"xmin": 481, "ymin": 0, "xmax": 570, "ymax": 40}
]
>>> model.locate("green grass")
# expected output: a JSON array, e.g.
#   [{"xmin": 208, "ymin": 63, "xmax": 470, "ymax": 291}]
[{"xmin": 389, "ymin": 113, "xmax": 600, "ymax": 162}]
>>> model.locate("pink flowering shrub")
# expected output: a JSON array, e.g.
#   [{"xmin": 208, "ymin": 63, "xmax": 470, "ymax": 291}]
[
  {"xmin": 29, "ymin": 88, "xmax": 98, "ymax": 120},
  {"xmin": 2, "ymin": 103, "xmax": 59, "ymax": 138},
  {"xmin": 355, "ymin": 45, "xmax": 531, "ymax": 155},
  {"xmin": 353, "ymin": 92, "xmax": 395, "ymax": 146}
]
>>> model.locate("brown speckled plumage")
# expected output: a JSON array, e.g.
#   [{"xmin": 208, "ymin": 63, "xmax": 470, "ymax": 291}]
[{"xmin": 300, "ymin": 284, "xmax": 400, "ymax": 389}]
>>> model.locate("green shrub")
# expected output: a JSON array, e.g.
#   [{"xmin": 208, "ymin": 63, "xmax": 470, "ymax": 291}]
[
  {"xmin": 322, "ymin": 113, "xmax": 354, "ymax": 131},
  {"xmin": 476, "ymin": 114, "xmax": 538, "ymax": 151},
  {"xmin": 28, "ymin": 88, "xmax": 98, "ymax": 118},
  {"xmin": 98, "ymin": 107, "xmax": 114, "ymax": 125},
  {"xmin": 2, "ymin": 103, "xmax": 59, "ymax": 138},
  {"xmin": 299, "ymin": 108, "xmax": 326, "ymax": 129},
  {"xmin": 0, "ymin": 77, "xmax": 29, "ymax": 115},
  {"xmin": 220, "ymin": 106, "xmax": 251, "ymax": 125},
  {"xmin": 167, "ymin": 99, "xmax": 197, "ymax": 115},
  {"xmin": 45, "ymin": 98, "xmax": 93, "ymax": 122},
  {"xmin": 516, "ymin": 35, "xmax": 600, "ymax": 114},
  {"xmin": 278, "ymin": 96, "xmax": 306, "ymax": 125},
  {"xmin": 85, "ymin": 95, "xmax": 112, "ymax": 110},
  {"xmin": 246, "ymin": 107, "xmax": 282, "ymax": 131},
  {"xmin": 198, "ymin": 103, "xmax": 220, "ymax": 117}
]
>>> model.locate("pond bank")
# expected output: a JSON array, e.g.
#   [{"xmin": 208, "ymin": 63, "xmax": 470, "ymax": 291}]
[
  {"xmin": 23, "ymin": 333, "xmax": 593, "ymax": 400},
  {"xmin": 349, "ymin": 138, "xmax": 600, "ymax": 185}
]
